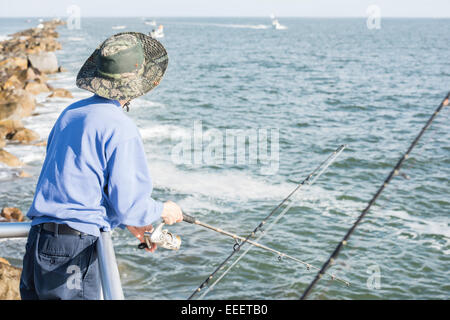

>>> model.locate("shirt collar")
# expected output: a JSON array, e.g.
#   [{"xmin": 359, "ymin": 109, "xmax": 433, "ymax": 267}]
[{"xmin": 93, "ymin": 94, "xmax": 121, "ymax": 107}]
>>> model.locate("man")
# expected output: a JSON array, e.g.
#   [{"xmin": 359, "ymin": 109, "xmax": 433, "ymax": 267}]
[{"xmin": 19, "ymin": 32, "xmax": 183, "ymax": 299}]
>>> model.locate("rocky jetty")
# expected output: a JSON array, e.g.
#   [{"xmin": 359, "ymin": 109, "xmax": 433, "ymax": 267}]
[
  {"xmin": 0, "ymin": 207, "xmax": 24, "ymax": 222},
  {"xmin": 0, "ymin": 258, "xmax": 21, "ymax": 300},
  {"xmin": 0, "ymin": 20, "xmax": 75, "ymax": 299},
  {"xmin": 0, "ymin": 206, "xmax": 24, "ymax": 299},
  {"xmin": 0, "ymin": 19, "xmax": 73, "ymax": 169}
]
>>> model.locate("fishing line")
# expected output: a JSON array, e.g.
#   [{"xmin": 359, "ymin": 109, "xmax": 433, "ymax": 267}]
[
  {"xmin": 300, "ymin": 91, "xmax": 450, "ymax": 300},
  {"xmin": 183, "ymin": 214, "xmax": 349, "ymax": 285},
  {"xmin": 188, "ymin": 144, "xmax": 347, "ymax": 300},
  {"xmin": 196, "ymin": 146, "xmax": 347, "ymax": 299}
]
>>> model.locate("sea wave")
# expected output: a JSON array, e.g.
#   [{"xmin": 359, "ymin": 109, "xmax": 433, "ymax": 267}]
[{"xmin": 149, "ymin": 159, "xmax": 295, "ymax": 202}]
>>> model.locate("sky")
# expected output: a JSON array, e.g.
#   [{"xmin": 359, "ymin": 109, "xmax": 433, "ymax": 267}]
[{"xmin": 0, "ymin": 0, "xmax": 449, "ymax": 18}]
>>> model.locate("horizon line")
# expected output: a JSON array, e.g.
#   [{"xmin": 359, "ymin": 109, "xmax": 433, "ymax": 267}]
[{"xmin": 1, "ymin": 15, "xmax": 450, "ymax": 19}]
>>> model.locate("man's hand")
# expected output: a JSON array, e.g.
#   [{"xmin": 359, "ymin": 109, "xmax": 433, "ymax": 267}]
[
  {"xmin": 161, "ymin": 200, "xmax": 183, "ymax": 225},
  {"xmin": 127, "ymin": 225, "xmax": 157, "ymax": 252}
]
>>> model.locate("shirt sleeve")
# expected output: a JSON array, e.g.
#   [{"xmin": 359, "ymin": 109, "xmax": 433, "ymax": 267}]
[{"xmin": 105, "ymin": 136, "xmax": 164, "ymax": 228}]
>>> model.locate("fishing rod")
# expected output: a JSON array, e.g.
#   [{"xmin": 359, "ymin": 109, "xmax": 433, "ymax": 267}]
[
  {"xmin": 188, "ymin": 144, "xmax": 347, "ymax": 300},
  {"xmin": 182, "ymin": 213, "xmax": 349, "ymax": 286},
  {"xmin": 300, "ymin": 91, "xmax": 450, "ymax": 300}
]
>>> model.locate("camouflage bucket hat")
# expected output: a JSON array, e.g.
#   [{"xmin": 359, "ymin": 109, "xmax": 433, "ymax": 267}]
[{"xmin": 76, "ymin": 32, "xmax": 168, "ymax": 101}]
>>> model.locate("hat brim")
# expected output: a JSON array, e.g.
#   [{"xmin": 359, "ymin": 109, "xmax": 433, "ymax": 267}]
[{"xmin": 76, "ymin": 32, "xmax": 168, "ymax": 101}]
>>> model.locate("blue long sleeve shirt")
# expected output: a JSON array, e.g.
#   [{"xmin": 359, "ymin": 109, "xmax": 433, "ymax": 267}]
[{"xmin": 27, "ymin": 95, "xmax": 164, "ymax": 236}]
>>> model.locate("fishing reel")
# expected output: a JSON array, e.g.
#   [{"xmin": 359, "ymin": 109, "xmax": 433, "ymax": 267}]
[{"xmin": 138, "ymin": 222, "xmax": 181, "ymax": 251}]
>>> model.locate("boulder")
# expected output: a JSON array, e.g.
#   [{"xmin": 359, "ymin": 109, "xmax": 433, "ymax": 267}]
[
  {"xmin": 0, "ymin": 119, "xmax": 24, "ymax": 132},
  {"xmin": 48, "ymin": 88, "xmax": 73, "ymax": 99},
  {"xmin": 2, "ymin": 74, "xmax": 23, "ymax": 90},
  {"xmin": 10, "ymin": 128, "xmax": 40, "ymax": 144},
  {"xmin": 32, "ymin": 140, "xmax": 47, "ymax": 147},
  {"xmin": 18, "ymin": 67, "xmax": 37, "ymax": 82},
  {"xmin": 0, "ymin": 119, "xmax": 24, "ymax": 146},
  {"xmin": 0, "ymin": 261, "xmax": 21, "ymax": 300},
  {"xmin": 0, "ymin": 149, "xmax": 23, "ymax": 167},
  {"xmin": 18, "ymin": 170, "xmax": 31, "ymax": 178},
  {"xmin": 0, "ymin": 57, "xmax": 28, "ymax": 70},
  {"xmin": 0, "ymin": 258, "xmax": 10, "ymax": 265},
  {"xmin": 0, "ymin": 89, "xmax": 36, "ymax": 120},
  {"xmin": 27, "ymin": 51, "xmax": 58, "ymax": 73},
  {"xmin": 24, "ymin": 80, "xmax": 50, "ymax": 95},
  {"xmin": 1, "ymin": 207, "xmax": 24, "ymax": 222}
]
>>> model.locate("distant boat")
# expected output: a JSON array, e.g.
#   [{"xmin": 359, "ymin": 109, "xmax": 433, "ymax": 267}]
[
  {"xmin": 144, "ymin": 20, "xmax": 157, "ymax": 26},
  {"xmin": 270, "ymin": 14, "xmax": 287, "ymax": 30},
  {"xmin": 150, "ymin": 25, "xmax": 164, "ymax": 38},
  {"xmin": 112, "ymin": 25, "xmax": 126, "ymax": 30}
]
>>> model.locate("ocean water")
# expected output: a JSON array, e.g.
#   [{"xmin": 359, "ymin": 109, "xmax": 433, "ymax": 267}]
[{"xmin": 0, "ymin": 17, "xmax": 449, "ymax": 300}]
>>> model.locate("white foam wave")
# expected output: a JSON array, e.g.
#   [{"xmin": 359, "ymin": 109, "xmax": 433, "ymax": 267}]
[
  {"xmin": 129, "ymin": 99, "xmax": 166, "ymax": 109},
  {"xmin": 379, "ymin": 209, "xmax": 450, "ymax": 239},
  {"xmin": 190, "ymin": 22, "xmax": 270, "ymax": 30},
  {"xmin": 67, "ymin": 37, "xmax": 85, "ymax": 41},
  {"xmin": 149, "ymin": 160, "xmax": 295, "ymax": 202},
  {"xmin": 216, "ymin": 24, "xmax": 269, "ymax": 30},
  {"xmin": 3, "ymin": 145, "xmax": 46, "ymax": 164},
  {"xmin": 139, "ymin": 124, "xmax": 191, "ymax": 141},
  {"xmin": 0, "ymin": 34, "xmax": 11, "ymax": 41}
]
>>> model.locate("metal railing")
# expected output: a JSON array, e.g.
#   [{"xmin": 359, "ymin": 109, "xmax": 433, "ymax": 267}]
[{"xmin": 0, "ymin": 222, "xmax": 124, "ymax": 300}]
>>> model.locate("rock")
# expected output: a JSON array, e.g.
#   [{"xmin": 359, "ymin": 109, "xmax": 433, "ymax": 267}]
[
  {"xmin": 18, "ymin": 170, "xmax": 31, "ymax": 178},
  {"xmin": 1, "ymin": 207, "xmax": 24, "ymax": 222},
  {"xmin": 0, "ymin": 258, "xmax": 10, "ymax": 265},
  {"xmin": 32, "ymin": 140, "xmax": 47, "ymax": 147},
  {"xmin": 48, "ymin": 88, "xmax": 73, "ymax": 99},
  {"xmin": 18, "ymin": 67, "xmax": 37, "ymax": 82},
  {"xmin": 0, "ymin": 57, "xmax": 28, "ymax": 70},
  {"xmin": 2, "ymin": 74, "xmax": 23, "ymax": 90},
  {"xmin": 9, "ymin": 128, "xmax": 40, "ymax": 144},
  {"xmin": 0, "ymin": 261, "xmax": 21, "ymax": 300},
  {"xmin": 0, "ymin": 89, "xmax": 36, "ymax": 120},
  {"xmin": 0, "ymin": 119, "xmax": 24, "ymax": 146},
  {"xmin": 57, "ymin": 66, "xmax": 67, "ymax": 73},
  {"xmin": 0, "ymin": 119, "xmax": 24, "ymax": 131},
  {"xmin": 0, "ymin": 126, "xmax": 9, "ymax": 138},
  {"xmin": 27, "ymin": 51, "xmax": 58, "ymax": 73},
  {"xmin": 0, "ymin": 149, "xmax": 23, "ymax": 167},
  {"xmin": 24, "ymin": 80, "xmax": 50, "ymax": 95}
]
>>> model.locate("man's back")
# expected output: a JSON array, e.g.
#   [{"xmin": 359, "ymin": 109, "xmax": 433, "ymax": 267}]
[{"xmin": 27, "ymin": 94, "xmax": 157, "ymax": 236}]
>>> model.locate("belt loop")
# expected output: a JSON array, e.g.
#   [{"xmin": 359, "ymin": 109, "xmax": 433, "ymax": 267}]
[{"xmin": 54, "ymin": 223, "xmax": 59, "ymax": 238}]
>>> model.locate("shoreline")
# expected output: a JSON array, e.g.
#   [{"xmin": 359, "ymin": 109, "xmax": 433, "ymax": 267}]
[
  {"xmin": 0, "ymin": 18, "xmax": 73, "ymax": 173},
  {"xmin": 0, "ymin": 18, "xmax": 74, "ymax": 300}
]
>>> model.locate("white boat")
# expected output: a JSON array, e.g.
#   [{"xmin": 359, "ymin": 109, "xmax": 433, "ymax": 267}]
[
  {"xmin": 112, "ymin": 25, "xmax": 126, "ymax": 30},
  {"xmin": 150, "ymin": 25, "xmax": 164, "ymax": 38},
  {"xmin": 270, "ymin": 14, "xmax": 287, "ymax": 30},
  {"xmin": 144, "ymin": 20, "xmax": 157, "ymax": 26}
]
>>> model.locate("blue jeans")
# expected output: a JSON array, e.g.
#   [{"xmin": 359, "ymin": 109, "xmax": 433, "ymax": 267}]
[{"xmin": 20, "ymin": 224, "xmax": 101, "ymax": 300}]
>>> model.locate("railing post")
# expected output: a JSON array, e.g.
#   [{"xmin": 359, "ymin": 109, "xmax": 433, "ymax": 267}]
[{"xmin": 96, "ymin": 231, "xmax": 124, "ymax": 300}]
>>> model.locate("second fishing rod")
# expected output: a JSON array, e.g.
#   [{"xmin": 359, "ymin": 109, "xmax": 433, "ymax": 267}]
[{"xmin": 138, "ymin": 212, "xmax": 348, "ymax": 286}]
